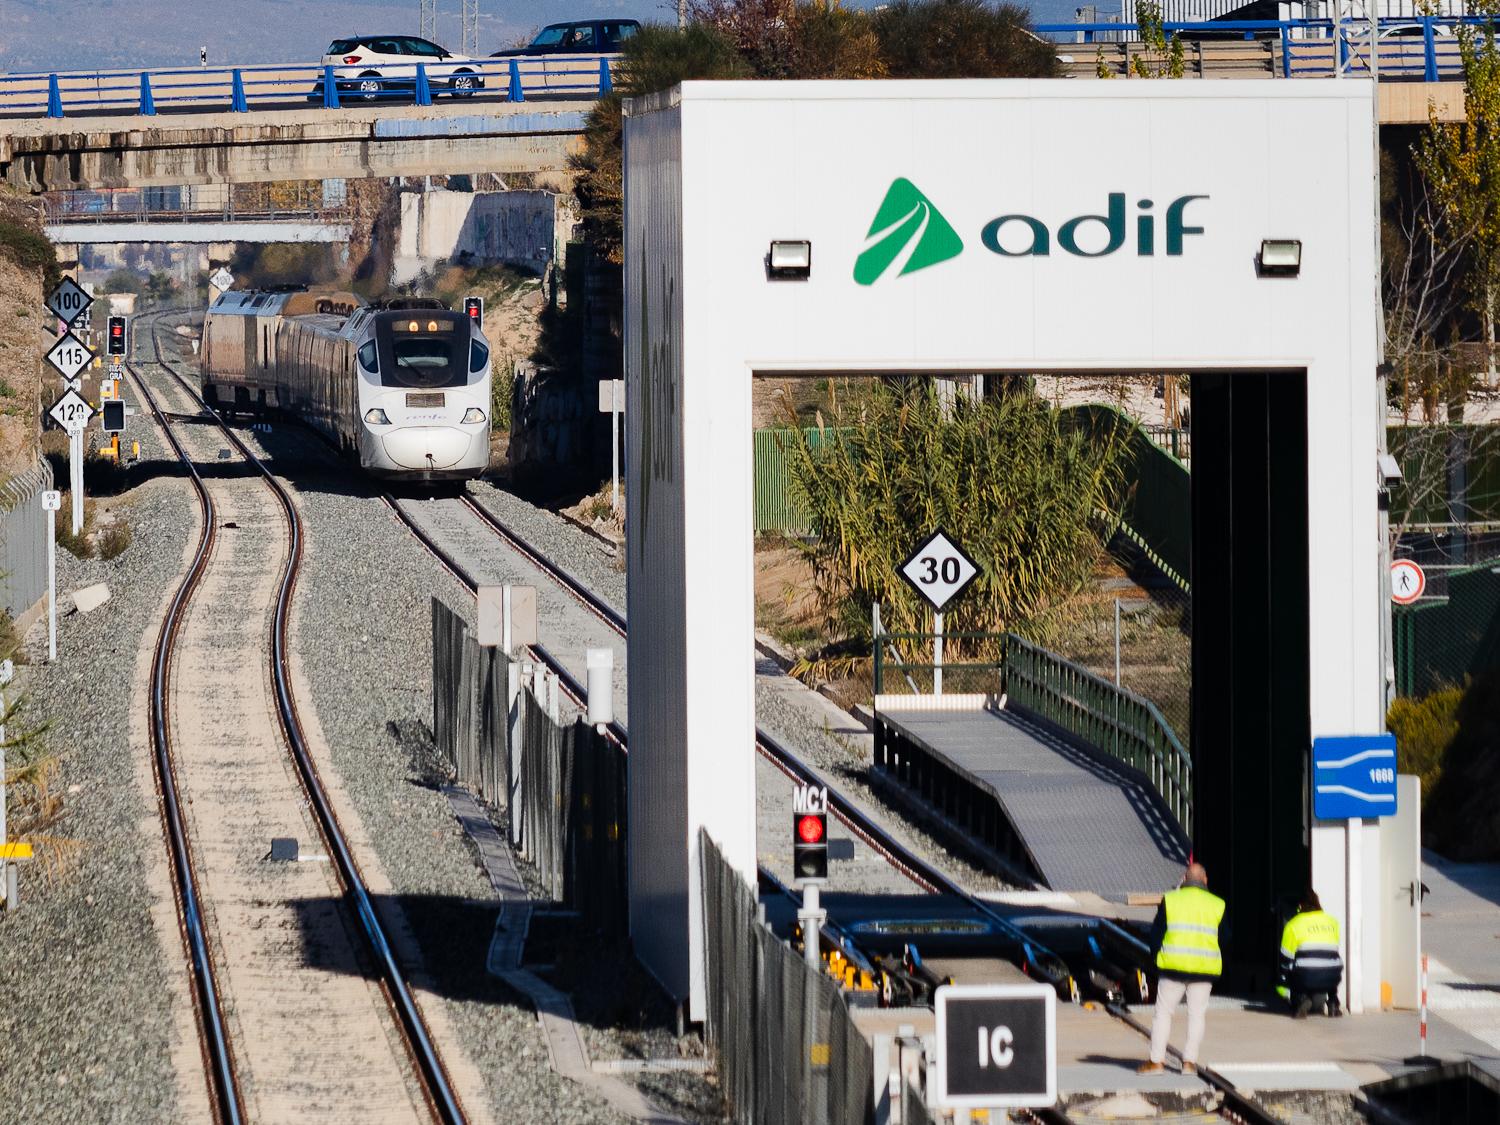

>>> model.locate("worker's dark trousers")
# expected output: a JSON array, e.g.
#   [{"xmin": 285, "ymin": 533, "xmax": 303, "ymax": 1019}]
[{"xmin": 1287, "ymin": 970, "xmax": 1343, "ymax": 1014}]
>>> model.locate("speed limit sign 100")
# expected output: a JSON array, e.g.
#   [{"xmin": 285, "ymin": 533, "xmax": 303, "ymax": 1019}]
[{"xmin": 898, "ymin": 528, "xmax": 980, "ymax": 613}]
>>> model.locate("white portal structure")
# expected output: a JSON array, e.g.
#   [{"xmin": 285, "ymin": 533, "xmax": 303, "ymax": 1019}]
[{"xmin": 624, "ymin": 80, "xmax": 1388, "ymax": 1018}]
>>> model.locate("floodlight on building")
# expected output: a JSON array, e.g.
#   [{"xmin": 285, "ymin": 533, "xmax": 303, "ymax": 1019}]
[
  {"xmin": 1258, "ymin": 239, "xmax": 1302, "ymax": 278},
  {"xmin": 767, "ymin": 240, "xmax": 812, "ymax": 281}
]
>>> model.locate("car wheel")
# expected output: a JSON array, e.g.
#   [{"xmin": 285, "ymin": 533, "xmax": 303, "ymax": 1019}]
[
  {"xmin": 358, "ymin": 73, "xmax": 383, "ymax": 101},
  {"xmin": 449, "ymin": 71, "xmax": 478, "ymax": 98}
]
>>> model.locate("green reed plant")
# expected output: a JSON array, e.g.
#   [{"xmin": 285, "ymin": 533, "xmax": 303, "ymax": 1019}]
[{"xmin": 783, "ymin": 379, "xmax": 1128, "ymax": 659}]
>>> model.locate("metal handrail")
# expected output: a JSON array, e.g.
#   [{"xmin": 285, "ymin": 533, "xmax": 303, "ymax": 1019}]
[
  {"xmin": 1003, "ymin": 633, "xmax": 1192, "ymax": 838},
  {"xmin": 870, "ymin": 622, "xmax": 1192, "ymax": 836},
  {"xmin": 1041, "ymin": 15, "xmax": 1489, "ymax": 83},
  {"xmin": 1, "ymin": 53, "xmax": 619, "ymax": 120}
]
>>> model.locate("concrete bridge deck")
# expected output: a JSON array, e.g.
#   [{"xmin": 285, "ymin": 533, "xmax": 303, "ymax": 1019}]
[{"xmin": 0, "ymin": 100, "xmax": 591, "ymax": 192}]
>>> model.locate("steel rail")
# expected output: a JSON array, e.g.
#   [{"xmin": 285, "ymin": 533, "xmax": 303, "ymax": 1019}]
[
  {"xmin": 139, "ymin": 314, "xmax": 467, "ymax": 1125},
  {"xmin": 399, "ymin": 470, "xmax": 1291, "ymax": 1123},
  {"xmin": 126, "ymin": 346, "xmax": 244, "ymax": 1125},
  {"xmin": 388, "ymin": 491, "xmax": 1079, "ymax": 994}
]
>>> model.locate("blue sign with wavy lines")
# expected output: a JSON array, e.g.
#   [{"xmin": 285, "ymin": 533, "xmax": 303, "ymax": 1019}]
[{"xmin": 1312, "ymin": 734, "xmax": 1399, "ymax": 820}]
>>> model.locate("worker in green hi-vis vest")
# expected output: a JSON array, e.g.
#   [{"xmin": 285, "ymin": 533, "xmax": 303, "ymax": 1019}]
[{"xmin": 1138, "ymin": 862, "xmax": 1225, "ymax": 1077}]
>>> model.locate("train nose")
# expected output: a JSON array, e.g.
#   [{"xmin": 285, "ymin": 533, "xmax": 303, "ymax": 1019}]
[{"xmin": 381, "ymin": 427, "xmax": 471, "ymax": 469}]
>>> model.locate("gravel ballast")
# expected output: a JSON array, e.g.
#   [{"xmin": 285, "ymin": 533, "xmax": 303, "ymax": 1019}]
[
  {"xmin": 0, "ymin": 358, "xmax": 198, "ymax": 1124},
  {"xmin": 201, "ymin": 401, "xmax": 710, "ymax": 1122}
]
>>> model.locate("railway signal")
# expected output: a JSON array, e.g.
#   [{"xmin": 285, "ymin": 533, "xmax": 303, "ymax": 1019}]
[
  {"xmin": 101, "ymin": 400, "xmax": 125, "ymax": 434},
  {"xmin": 464, "ymin": 296, "xmax": 483, "ymax": 327},
  {"xmin": 792, "ymin": 783, "xmax": 828, "ymax": 882},
  {"xmin": 106, "ymin": 316, "xmax": 128, "ymax": 356}
]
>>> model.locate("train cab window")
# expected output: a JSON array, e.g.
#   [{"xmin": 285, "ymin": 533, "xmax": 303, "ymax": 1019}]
[
  {"xmin": 470, "ymin": 340, "xmax": 489, "ymax": 372},
  {"xmin": 357, "ymin": 340, "xmax": 379, "ymax": 373}
]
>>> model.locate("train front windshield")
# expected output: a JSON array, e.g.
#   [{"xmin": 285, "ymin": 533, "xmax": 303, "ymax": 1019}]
[{"xmin": 377, "ymin": 314, "xmax": 471, "ymax": 389}]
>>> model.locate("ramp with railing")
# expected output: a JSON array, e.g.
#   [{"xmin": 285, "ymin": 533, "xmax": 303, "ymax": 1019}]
[{"xmin": 871, "ymin": 626, "xmax": 1190, "ymax": 901}]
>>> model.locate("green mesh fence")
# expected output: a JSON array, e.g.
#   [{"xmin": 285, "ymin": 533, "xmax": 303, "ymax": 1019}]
[{"xmin": 1395, "ymin": 561, "xmax": 1500, "ymax": 697}]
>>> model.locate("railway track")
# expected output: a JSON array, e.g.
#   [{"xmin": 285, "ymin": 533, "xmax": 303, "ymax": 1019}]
[
  {"xmin": 382, "ymin": 489, "xmax": 1286, "ymax": 1125},
  {"xmin": 143, "ymin": 307, "xmax": 1279, "ymax": 1125},
  {"xmin": 130, "ymin": 314, "xmax": 467, "ymax": 1124}
]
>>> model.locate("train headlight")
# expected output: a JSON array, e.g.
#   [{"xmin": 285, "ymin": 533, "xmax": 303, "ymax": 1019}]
[
  {"xmin": 461, "ymin": 407, "xmax": 486, "ymax": 425},
  {"xmin": 364, "ymin": 408, "xmax": 391, "ymax": 426}
]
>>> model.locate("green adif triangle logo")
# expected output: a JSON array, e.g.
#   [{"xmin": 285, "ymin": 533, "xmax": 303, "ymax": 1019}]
[{"xmin": 853, "ymin": 178, "xmax": 964, "ymax": 286}]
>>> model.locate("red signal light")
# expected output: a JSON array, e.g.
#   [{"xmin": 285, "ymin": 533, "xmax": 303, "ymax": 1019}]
[
  {"xmin": 796, "ymin": 814, "xmax": 824, "ymax": 845},
  {"xmin": 343, "ymin": 55, "xmax": 362, "ymax": 64}
]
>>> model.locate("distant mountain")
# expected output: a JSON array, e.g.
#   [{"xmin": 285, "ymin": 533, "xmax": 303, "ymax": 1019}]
[{"xmin": 0, "ymin": 0, "xmax": 663, "ymax": 72}]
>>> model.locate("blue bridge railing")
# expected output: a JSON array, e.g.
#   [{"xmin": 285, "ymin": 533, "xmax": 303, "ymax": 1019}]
[
  {"xmin": 5, "ymin": 16, "xmax": 1492, "ymax": 122},
  {"xmin": 1038, "ymin": 15, "xmax": 1493, "ymax": 82},
  {"xmin": 3, "ymin": 54, "xmax": 618, "ymax": 120}
]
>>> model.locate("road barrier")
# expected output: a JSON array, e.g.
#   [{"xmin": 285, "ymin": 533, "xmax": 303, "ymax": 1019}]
[
  {"xmin": 701, "ymin": 830, "xmax": 873, "ymax": 1125},
  {"xmin": 1040, "ymin": 15, "xmax": 1486, "ymax": 82},
  {"xmin": 0, "ymin": 459, "xmax": 55, "ymax": 624},
  {"xmin": 0, "ymin": 54, "xmax": 617, "ymax": 119}
]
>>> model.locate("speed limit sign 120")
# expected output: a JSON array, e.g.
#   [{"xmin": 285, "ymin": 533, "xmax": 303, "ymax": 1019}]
[{"xmin": 898, "ymin": 528, "xmax": 980, "ymax": 612}]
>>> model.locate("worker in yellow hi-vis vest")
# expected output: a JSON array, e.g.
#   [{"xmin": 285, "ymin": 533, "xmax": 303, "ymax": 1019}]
[
  {"xmin": 1277, "ymin": 891, "xmax": 1344, "ymax": 1018},
  {"xmin": 1139, "ymin": 863, "xmax": 1225, "ymax": 1077}
]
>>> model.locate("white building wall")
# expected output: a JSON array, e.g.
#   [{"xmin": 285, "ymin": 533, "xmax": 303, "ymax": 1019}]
[
  {"xmin": 623, "ymin": 96, "xmax": 700, "ymax": 1007},
  {"xmin": 626, "ymin": 79, "xmax": 1386, "ymax": 1017}
]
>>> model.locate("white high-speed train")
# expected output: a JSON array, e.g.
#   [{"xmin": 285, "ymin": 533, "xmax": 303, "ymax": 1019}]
[{"xmin": 199, "ymin": 289, "xmax": 492, "ymax": 482}]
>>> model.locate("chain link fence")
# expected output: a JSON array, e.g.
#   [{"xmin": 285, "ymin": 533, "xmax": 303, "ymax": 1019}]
[
  {"xmin": 0, "ymin": 459, "xmax": 54, "ymax": 623},
  {"xmin": 700, "ymin": 831, "xmax": 872, "ymax": 1125},
  {"xmin": 431, "ymin": 596, "xmax": 626, "ymax": 932},
  {"xmin": 1394, "ymin": 560, "xmax": 1500, "ymax": 698}
]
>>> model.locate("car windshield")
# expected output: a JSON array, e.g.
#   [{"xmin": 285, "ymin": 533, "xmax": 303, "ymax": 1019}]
[
  {"xmin": 531, "ymin": 25, "xmax": 569, "ymax": 46},
  {"xmin": 327, "ymin": 39, "xmax": 359, "ymax": 54}
]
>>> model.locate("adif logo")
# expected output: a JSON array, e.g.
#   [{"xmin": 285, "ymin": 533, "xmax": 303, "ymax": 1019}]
[
  {"xmin": 855, "ymin": 179, "xmax": 1209, "ymax": 283},
  {"xmin": 853, "ymin": 178, "xmax": 964, "ymax": 286}
]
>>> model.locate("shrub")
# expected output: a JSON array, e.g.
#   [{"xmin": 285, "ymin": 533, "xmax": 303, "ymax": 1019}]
[
  {"xmin": 1386, "ymin": 685, "xmax": 1462, "ymax": 804},
  {"xmin": 54, "ymin": 495, "xmax": 94, "ymax": 558},
  {"xmin": 872, "ymin": 0, "xmax": 1057, "ymax": 79},
  {"xmin": 1422, "ymin": 666, "xmax": 1500, "ymax": 858},
  {"xmin": 0, "ymin": 219, "xmax": 60, "ymax": 293},
  {"xmin": 97, "ymin": 521, "xmax": 132, "ymax": 560}
]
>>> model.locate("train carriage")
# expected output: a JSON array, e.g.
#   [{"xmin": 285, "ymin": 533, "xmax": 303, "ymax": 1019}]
[{"xmin": 200, "ymin": 290, "xmax": 492, "ymax": 482}]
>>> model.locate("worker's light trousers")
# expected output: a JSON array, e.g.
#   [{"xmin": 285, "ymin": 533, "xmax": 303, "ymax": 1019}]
[{"xmin": 1149, "ymin": 978, "xmax": 1213, "ymax": 1064}]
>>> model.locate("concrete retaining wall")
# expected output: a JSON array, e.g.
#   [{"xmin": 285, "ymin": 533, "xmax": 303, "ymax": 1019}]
[{"xmin": 394, "ymin": 188, "xmax": 557, "ymax": 283}]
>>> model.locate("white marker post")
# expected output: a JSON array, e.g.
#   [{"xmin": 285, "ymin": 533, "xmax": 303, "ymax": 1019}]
[
  {"xmin": 933, "ymin": 610, "xmax": 943, "ymax": 698},
  {"xmin": 898, "ymin": 530, "xmax": 979, "ymax": 701},
  {"xmin": 42, "ymin": 490, "xmax": 61, "ymax": 662},
  {"xmin": 45, "ymin": 280, "xmax": 95, "ymax": 537},
  {"xmin": 598, "ymin": 378, "xmax": 624, "ymax": 516}
]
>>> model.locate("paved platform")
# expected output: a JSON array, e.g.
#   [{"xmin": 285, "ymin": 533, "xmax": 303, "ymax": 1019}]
[
  {"xmin": 876, "ymin": 704, "xmax": 1187, "ymax": 901},
  {"xmin": 1419, "ymin": 854, "xmax": 1500, "ymax": 1055}
]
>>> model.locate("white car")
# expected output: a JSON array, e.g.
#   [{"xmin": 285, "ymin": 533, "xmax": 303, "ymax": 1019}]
[{"xmin": 317, "ymin": 34, "xmax": 485, "ymax": 100}]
